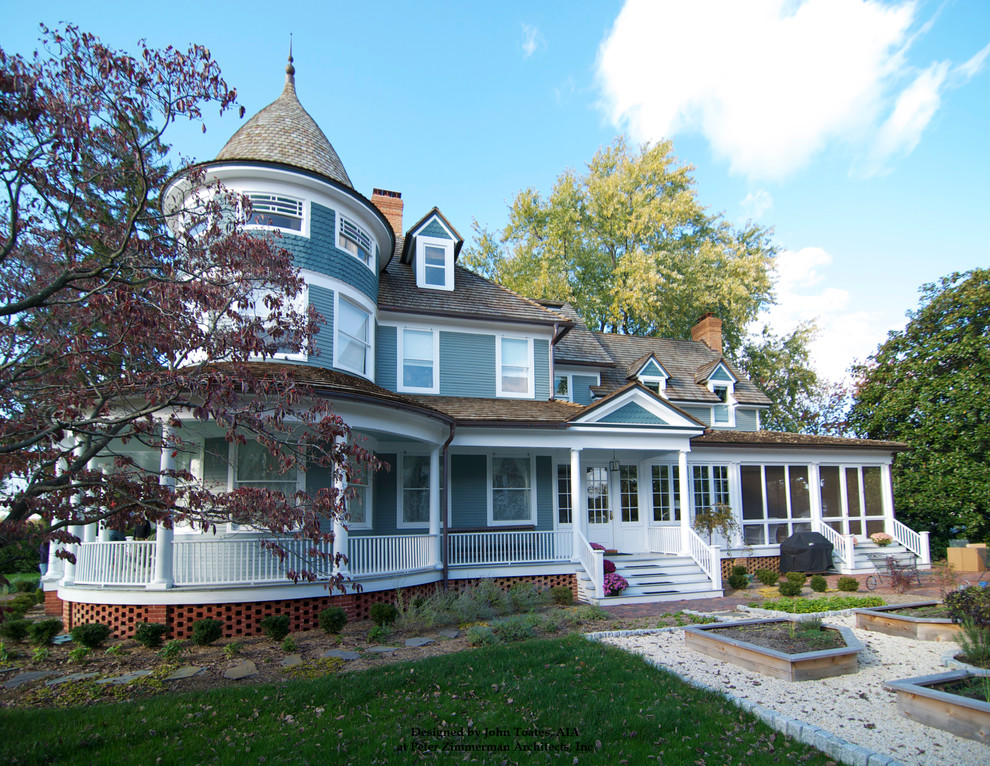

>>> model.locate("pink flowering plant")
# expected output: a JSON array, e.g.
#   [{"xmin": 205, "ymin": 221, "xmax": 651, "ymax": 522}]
[
  {"xmin": 604, "ymin": 572, "xmax": 629, "ymax": 596},
  {"xmin": 603, "ymin": 559, "xmax": 616, "ymax": 574},
  {"xmin": 870, "ymin": 532, "xmax": 893, "ymax": 547},
  {"xmin": 590, "ymin": 543, "xmax": 607, "ymax": 551}
]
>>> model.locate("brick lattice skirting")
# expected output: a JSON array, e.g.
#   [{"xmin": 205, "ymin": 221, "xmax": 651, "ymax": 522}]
[
  {"xmin": 721, "ymin": 555, "xmax": 781, "ymax": 580},
  {"xmin": 53, "ymin": 573, "xmax": 578, "ymax": 639}
]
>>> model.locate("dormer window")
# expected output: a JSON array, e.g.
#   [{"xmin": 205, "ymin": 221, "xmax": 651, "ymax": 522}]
[
  {"xmin": 415, "ymin": 236, "xmax": 454, "ymax": 291},
  {"xmin": 631, "ymin": 355, "xmax": 668, "ymax": 397},
  {"xmin": 246, "ymin": 193, "xmax": 304, "ymax": 231},
  {"xmin": 338, "ymin": 215, "xmax": 375, "ymax": 268},
  {"xmin": 710, "ymin": 383, "xmax": 735, "ymax": 426},
  {"xmin": 639, "ymin": 377, "xmax": 665, "ymax": 396}
]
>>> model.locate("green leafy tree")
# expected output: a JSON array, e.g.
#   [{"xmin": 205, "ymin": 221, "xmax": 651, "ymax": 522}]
[
  {"xmin": 848, "ymin": 269, "xmax": 990, "ymax": 553},
  {"xmin": 463, "ymin": 138, "xmax": 776, "ymax": 351},
  {"xmin": 735, "ymin": 323, "xmax": 850, "ymax": 434}
]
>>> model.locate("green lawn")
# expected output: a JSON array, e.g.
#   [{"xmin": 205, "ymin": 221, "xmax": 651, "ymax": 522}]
[
  {"xmin": 1, "ymin": 573, "xmax": 40, "ymax": 593},
  {"xmin": 0, "ymin": 635, "xmax": 831, "ymax": 765}
]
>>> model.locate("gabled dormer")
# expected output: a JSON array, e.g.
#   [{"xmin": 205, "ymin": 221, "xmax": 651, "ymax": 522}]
[
  {"xmin": 627, "ymin": 353, "xmax": 670, "ymax": 396},
  {"xmin": 696, "ymin": 358, "xmax": 739, "ymax": 427},
  {"xmin": 399, "ymin": 209, "xmax": 464, "ymax": 291}
]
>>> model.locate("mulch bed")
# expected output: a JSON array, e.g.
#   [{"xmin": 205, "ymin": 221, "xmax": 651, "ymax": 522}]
[{"xmin": 710, "ymin": 622, "xmax": 846, "ymax": 653}]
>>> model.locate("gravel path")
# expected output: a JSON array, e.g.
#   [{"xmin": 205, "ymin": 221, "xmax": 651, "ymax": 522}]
[{"xmin": 598, "ymin": 613, "xmax": 988, "ymax": 766}]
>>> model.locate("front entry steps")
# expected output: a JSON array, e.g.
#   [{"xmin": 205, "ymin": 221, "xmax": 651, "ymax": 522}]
[
  {"xmin": 577, "ymin": 553, "xmax": 723, "ymax": 605},
  {"xmin": 837, "ymin": 540, "xmax": 929, "ymax": 575}
]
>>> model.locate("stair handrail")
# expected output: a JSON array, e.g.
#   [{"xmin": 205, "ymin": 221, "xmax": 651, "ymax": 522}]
[
  {"xmin": 574, "ymin": 529, "xmax": 604, "ymax": 599},
  {"xmin": 686, "ymin": 528, "xmax": 723, "ymax": 591},
  {"xmin": 813, "ymin": 520, "xmax": 854, "ymax": 568},
  {"xmin": 890, "ymin": 519, "xmax": 931, "ymax": 565}
]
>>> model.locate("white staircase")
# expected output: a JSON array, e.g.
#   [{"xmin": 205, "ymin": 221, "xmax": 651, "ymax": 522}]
[
  {"xmin": 838, "ymin": 540, "xmax": 924, "ymax": 575},
  {"xmin": 577, "ymin": 553, "xmax": 723, "ymax": 605}
]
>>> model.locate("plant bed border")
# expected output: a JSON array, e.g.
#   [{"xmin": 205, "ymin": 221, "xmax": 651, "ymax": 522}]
[
  {"xmin": 854, "ymin": 601, "xmax": 960, "ymax": 642},
  {"xmin": 885, "ymin": 670, "xmax": 990, "ymax": 743},
  {"xmin": 683, "ymin": 617, "xmax": 864, "ymax": 682}
]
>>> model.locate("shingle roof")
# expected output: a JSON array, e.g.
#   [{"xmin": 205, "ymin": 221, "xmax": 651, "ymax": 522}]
[
  {"xmin": 404, "ymin": 395, "xmax": 582, "ymax": 424},
  {"xmin": 537, "ymin": 302, "xmax": 614, "ymax": 367},
  {"xmin": 592, "ymin": 334, "xmax": 772, "ymax": 406},
  {"xmin": 691, "ymin": 430, "xmax": 909, "ymax": 451},
  {"xmin": 379, "ymin": 262, "xmax": 570, "ymax": 327},
  {"xmin": 694, "ymin": 357, "xmax": 736, "ymax": 384},
  {"xmin": 216, "ymin": 63, "xmax": 352, "ymax": 188}
]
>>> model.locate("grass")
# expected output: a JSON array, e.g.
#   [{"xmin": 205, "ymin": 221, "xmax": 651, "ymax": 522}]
[
  {"xmin": 748, "ymin": 595, "xmax": 885, "ymax": 613},
  {"xmin": 0, "ymin": 635, "xmax": 833, "ymax": 765},
  {"xmin": 0, "ymin": 573, "xmax": 41, "ymax": 594}
]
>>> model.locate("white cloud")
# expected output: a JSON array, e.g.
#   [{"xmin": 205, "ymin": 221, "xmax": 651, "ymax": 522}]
[
  {"xmin": 521, "ymin": 23, "xmax": 546, "ymax": 59},
  {"xmin": 740, "ymin": 189, "xmax": 773, "ymax": 220},
  {"xmin": 757, "ymin": 247, "xmax": 893, "ymax": 379},
  {"xmin": 596, "ymin": 0, "xmax": 985, "ymax": 180}
]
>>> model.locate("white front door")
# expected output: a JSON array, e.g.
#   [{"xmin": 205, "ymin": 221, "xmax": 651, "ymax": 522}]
[{"xmin": 585, "ymin": 465, "xmax": 613, "ymax": 549}]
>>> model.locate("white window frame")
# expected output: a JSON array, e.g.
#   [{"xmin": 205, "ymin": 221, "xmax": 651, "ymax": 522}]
[
  {"xmin": 337, "ymin": 214, "xmax": 376, "ymax": 271},
  {"xmin": 345, "ymin": 461, "xmax": 373, "ymax": 531},
  {"xmin": 709, "ymin": 382, "xmax": 736, "ymax": 427},
  {"xmin": 334, "ymin": 293, "xmax": 374, "ymax": 379},
  {"xmin": 554, "ymin": 373, "xmax": 572, "ymax": 402},
  {"xmin": 639, "ymin": 375, "xmax": 667, "ymax": 397},
  {"xmin": 689, "ymin": 464, "xmax": 731, "ymax": 517},
  {"xmin": 415, "ymin": 235, "xmax": 455, "ymax": 291},
  {"xmin": 396, "ymin": 453, "xmax": 432, "ymax": 530},
  {"xmin": 496, "ymin": 336, "xmax": 534, "ymax": 399},
  {"xmin": 649, "ymin": 464, "xmax": 681, "ymax": 523},
  {"xmin": 243, "ymin": 192, "xmax": 308, "ymax": 235},
  {"xmin": 487, "ymin": 454, "xmax": 537, "ymax": 527},
  {"xmin": 554, "ymin": 462, "xmax": 573, "ymax": 526},
  {"xmin": 244, "ymin": 285, "xmax": 309, "ymax": 362},
  {"xmin": 398, "ymin": 327, "xmax": 439, "ymax": 394},
  {"xmin": 740, "ymin": 464, "xmax": 814, "ymax": 546}
]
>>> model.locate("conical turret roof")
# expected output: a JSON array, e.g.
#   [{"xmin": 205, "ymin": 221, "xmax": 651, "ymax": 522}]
[{"xmin": 216, "ymin": 55, "xmax": 352, "ymax": 188}]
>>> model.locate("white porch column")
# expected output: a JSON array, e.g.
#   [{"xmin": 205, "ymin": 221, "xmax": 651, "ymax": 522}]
[
  {"xmin": 149, "ymin": 423, "xmax": 175, "ymax": 590},
  {"xmin": 678, "ymin": 450, "xmax": 691, "ymax": 555},
  {"xmin": 97, "ymin": 523, "xmax": 112, "ymax": 543},
  {"xmin": 570, "ymin": 448, "xmax": 584, "ymax": 560},
  {"xmin": 82, "ymin": 522, "xmax": 97, "ymax": 544},
  {"xmin": 880, "ymin": 462, "xmax": 896, "ymax": 533},
  {"xmin": 809, "ymin": 462, "xmax": 823, "ymax": 530},
  {"xmin": 332, "ymin": 438, "xmax": 349, "ymax": 578},
  {"xmin": 429, "ymin": 446, "xmax": 441, "ymax": 568},
  {"xmin": 60, "ymin": 525, "xmax": 82, "ymax": 586}
]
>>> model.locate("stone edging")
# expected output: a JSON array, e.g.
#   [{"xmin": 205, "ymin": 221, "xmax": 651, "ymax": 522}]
[
  {"xmin": 585, "ymin": 627, "xmax": 905, "ymax": 766},
  {"xmin": 738, "ymin": 605, "xmax": 873, "ymax": 620}
]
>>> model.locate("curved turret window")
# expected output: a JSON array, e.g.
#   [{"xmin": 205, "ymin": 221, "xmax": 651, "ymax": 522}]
[
  {"xmin": 246, "ymin": 193, "xmax": 304, "ymax": 231},
  {"xmin": 338, "ymin": 215, "xmax": 374, "ymax": 268}
]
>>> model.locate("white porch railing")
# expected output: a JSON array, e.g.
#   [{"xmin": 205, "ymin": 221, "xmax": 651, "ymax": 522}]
[
  {"xmin": 573, "ymin": 529, "xmax": 604, "ymax": 599},
  {"xmin": 74, "ymin": 541, "xmax": 155, "ymax": 587},
  {"xmin": 890, "ymin": 519, "xmax": 931, "ymax": 565},
  {"xmin": 648, "ymin": 526, "xmax": 681, "ymax": 555},
  {"xmin": 173, "ymin": 539, "xmax": 307, "ymax": 586},
  {"xmin": 686, "ymin": 529, "xmax": 722, "ymax": 591},
  {"xmin": 447, "ymin": 530, "xmax": 572, "ymax": 567},
  {"xmin": 349, "ymin": 534, "xmax": 436, "ymax": 576},
  {"xmin": 813, "ymin": 521, "xmax": 855, "ymax": 568}
]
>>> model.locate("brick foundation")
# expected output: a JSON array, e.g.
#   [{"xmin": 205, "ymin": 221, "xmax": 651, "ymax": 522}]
[
  {"xmin": 721, "ymin": 555, "xmax": 781, "ymax": 580},
  {"xmin": 56, "ymin": 573, "xmax": 578, "ymax": 639}
]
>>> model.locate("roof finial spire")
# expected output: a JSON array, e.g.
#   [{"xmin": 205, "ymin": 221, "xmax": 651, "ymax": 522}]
[{"xmin": 285, "ymin": 34, "xmax": 295, "ymax": 84}]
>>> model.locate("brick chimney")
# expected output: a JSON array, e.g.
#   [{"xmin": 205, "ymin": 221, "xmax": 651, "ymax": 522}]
[
  {"xmin": 691, "ymin": 313, "xmax": 723, "ymax": 353},
  {"xmin": 371, "ymin": 188, "xmax": 403, "ymax": 236}
]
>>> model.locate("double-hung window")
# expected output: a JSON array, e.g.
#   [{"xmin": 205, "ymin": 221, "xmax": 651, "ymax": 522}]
[
  {"xmin": 497, "ymin": 337, "xmax": 533, "ymax": 397},
  {"xmin": 651, "ymin": 465, "xmax": 680, "ymax": 522},
  {"xmin": 415, "ymin": 236, "xmax": 454, "ymax": 290},
  {"xmin": 338, "ymin": 215, "xmax": 375, "ymax": 268},
  {"xmin": 347, "ymin": 462, "xmax": 371, "ymax": 529},
  {"xmin": 398, "ymin": 455, "xmax": 431, "ymax": 528},
  {"xmin": 490, "ymin": 456, "xmax": 534, "ymax": 525},
  {"xmin": 554, "ymin": 374, "xmax": 571, "ymax": 401},
  {"xmin": 556, "ymin": 464, "xmax": 572, "ymax": 524},
  {"xmin": 620, "ymin": 465, "xmax": 639, "ymax": 522},
  {"xmin": 336, "ymin": 296, "xmax": 372, "ymax": 376},
  {"xmin": 399, "ymin": 328, "xmax": 438, "ymax": 393},
  {"xmin": 232, "ymin": 441, "xmax": 299, "ymax": 530},
  {"xmin": 245, "ymin": 193, "xmax": 304, "ymax": 232}
]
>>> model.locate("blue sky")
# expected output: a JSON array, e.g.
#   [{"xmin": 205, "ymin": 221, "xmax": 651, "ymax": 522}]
[{"xmin": 7, "ymin": 1, "xmax": 989, "ymax": 380}]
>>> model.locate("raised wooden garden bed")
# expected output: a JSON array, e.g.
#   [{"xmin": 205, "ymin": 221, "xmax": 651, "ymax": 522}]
[
  {"xmin": 886, "ymin": 670, "xmax": 990, "ymax": 743},
  {"xmin": 854, "ymin": 601, "xmax": 960, "ymax": 642},
  {"xmin": 683, "ymin": 618, "xmax": 864, "ymax": 681}
]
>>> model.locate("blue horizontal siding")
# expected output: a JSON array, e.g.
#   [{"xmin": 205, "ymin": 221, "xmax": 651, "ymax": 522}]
[
  {"xmin": 376, "ymin": 325, "xmax": 397, "ymax": 391},
  {"xmin": 450, "ymin": 454, "xmax": 487, "ymax": 528},
  {"xmin": 572, "ymin": 375, "xmax": 596, "ymax": 406},
  {"xmin": 308, "ymin": 285, "xmax": 334, "ymax": 369},
  {"xmin": 440, "ymin": 332, "xmax": 496, "ymax": 397}
]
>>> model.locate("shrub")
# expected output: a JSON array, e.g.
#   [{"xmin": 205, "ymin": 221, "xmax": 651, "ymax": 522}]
[
  {"xmin": 602, "ymin": 559, "xmax": 617, "ymax": 575},
  {"xmin": 134, "ymin": 622, "xmax": 168, "ymax": 649},
  {"xmin": 28, "ymin": 618, "xmax": 63, "ymax": 646},
  {"xmin": 493, "ymin": 614, "xmax": 539, "ymax": 642},
  {"xmin": 68, "ymin": 645, "xmax": 90, "ymax": 663},
  {"xmin": 190, "ymin": 618, "xmax": 223, "ymax": 646},
  {"xmin": 748, "ymin": 595, "xmax": 885, "ymax": 613},
  {"xmin": 14, "ymin": 580, "xmax": 37, "ymax": 593},
  {"xmin": 369, "ymin": 602, "xmax": 399, "ymax": 627},
  {"xmin": 955, "ymin": 619, "xmax": 990, "ymax": 666},
  {"xmin": 727, "ymin": 573, "xmax": 749, "ymax": 590},
  {"xmin": 578, "ymin": 604, "xmax": 612, "ymax": 621},
  {"xmin": 281, "ymin": 636, "xmax": 297, "ymax": 653},
  {"xmin": 454, "ymin": 580, "xmax": 508, "ymax": 622},
  {"xmin": 465, "ymin": 625, "xmax": 499, "ymax": 646},
  {"xmin": 259, "ymin": 614, "xmax": 291, "ymax": 641},
  {"xmin": 809, "ymin": 574, "xmax": 827, "ymax": 592},
  {"xmin": 105, "ymin": 644, "xmax": 127, "ymax": 657},
  {"xmin": 731, "ymin": 564, "xmax": 748, "ymax": 576},
  {"xmin": 945, "ymin": 586, "xmax": 990, "ymax": 628},
  {"xmin": 836, "ymin": 576, "xmax": 860, "ymax": 592},
  {"xmin": 69, "ymin": 622, "xmax": 112, "ymax": 648},
  {"xmin": 6, "ymin": 593, "xmax": 36, "ymax": 618},
  {"xmin": 34, "ymin": 589, "xmax": 45, "ymax": 604},
  {"xmin": 778, "ymin": 580, "xmax": 802, "ymax": 597},
  {"xmin": 785, "ymin": 571, "xmax": 807, "ymax": 584},
  {"xmin": 755, "ymin": 569, "xmax": 780, "ymax": 586},
  {"xmin": 223, "ymin": 642, "xmax": 242, "ymax": 658},
  {"xmin": 31, "ymin": 646, "xmax": 49, "ymax": 663},
  {"xmin": 158, "ymin": 639, "xmax": 184, "ymax": 661},
  {"xmin": 319, "ymin": 607, "xmax": 348, "ymax": 634},
  {"xmin": 507, "ymin": 582, "xmax": 541, "ymax": 613},
  {"xmin": 0, "ymin": 618, "xmax": 30, "ymax": 643},
  {"xmin": 549, "ymin": 586, "xmax": 573, "ymax": 606},
  {"xmin": 367, "ymin": 624, "xmax": 391, "ymax": 643}
]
